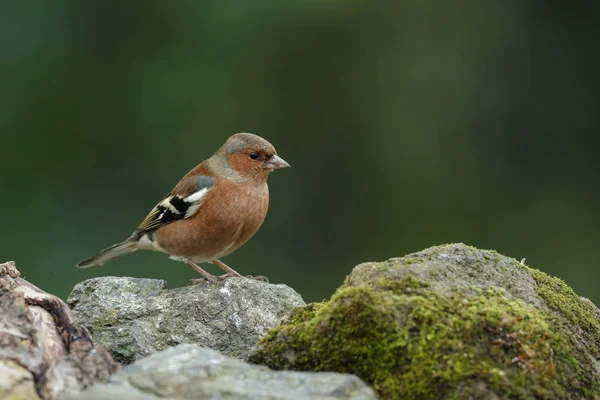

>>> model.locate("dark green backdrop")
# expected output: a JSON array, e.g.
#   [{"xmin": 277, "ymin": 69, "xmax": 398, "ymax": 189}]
[{"xmin": 2, "ymin": 2, "xmax": 599, "ymax": 305}]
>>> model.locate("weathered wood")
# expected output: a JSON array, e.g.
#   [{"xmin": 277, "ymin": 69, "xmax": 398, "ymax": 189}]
[{"xmin": 0, "ymin": 261, "xmax": 119, "ymax": 400}]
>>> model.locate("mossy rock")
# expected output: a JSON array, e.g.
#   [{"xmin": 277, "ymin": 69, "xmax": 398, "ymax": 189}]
[{"xmin": 249, "ymin": 244, "xmax": 600, "ymax": 399}]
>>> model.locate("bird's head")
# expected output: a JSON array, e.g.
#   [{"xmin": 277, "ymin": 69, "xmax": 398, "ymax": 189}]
[{"xmin": 213, "ymin": 133, "xmax": 290, "ymax": 182}]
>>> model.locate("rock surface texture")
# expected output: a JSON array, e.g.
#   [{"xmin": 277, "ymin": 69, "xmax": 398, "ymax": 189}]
[
  {"xmin": 249, "ymin": 243, "xmax": 600, "ymax": 399},
  {"xmin": 68, "ymin": 344, "xmax": 377, "ymax": 400},
  {"xmin": 68, "ymin": 276, "xmax": 305, "ymax": 364},
  {"xmin": 0, "ymin": 261, "xmax": 119, "ymax": 400}
]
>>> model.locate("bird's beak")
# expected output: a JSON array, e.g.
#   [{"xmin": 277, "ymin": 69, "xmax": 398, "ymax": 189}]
[{"xmin": 264, "ymin": 155, "xmax": 290, "ymax": 169}]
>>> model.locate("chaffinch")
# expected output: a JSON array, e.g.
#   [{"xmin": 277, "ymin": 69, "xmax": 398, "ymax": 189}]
[{"xmin": 77, "ymin": 133, "xmax": 290, "ymax": 282}]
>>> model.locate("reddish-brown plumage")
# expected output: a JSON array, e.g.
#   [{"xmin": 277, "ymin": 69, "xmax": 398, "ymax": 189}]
[{"xmin": 156, "ymin": 177, "xmax": 269, "ymax": 261}]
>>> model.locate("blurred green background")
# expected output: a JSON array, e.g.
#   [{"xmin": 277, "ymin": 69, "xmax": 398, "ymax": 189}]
[{"xmin": 1, "ymin": 2, "xmax": 599, "ymax": 304}]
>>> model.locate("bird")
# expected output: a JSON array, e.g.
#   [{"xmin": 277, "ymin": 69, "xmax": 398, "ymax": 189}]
[{"xmin": 76, "ymin": 133, "xmax": 290, "ymax": 282}]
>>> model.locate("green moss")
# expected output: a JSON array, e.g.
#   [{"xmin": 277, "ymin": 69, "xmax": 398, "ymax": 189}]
[
  {"xmin": 520, "ymin": 264, "xmax": 600, "ymax": 395},
  {"xmin": 286, "ymin": 302, "xmax": 323, "ymax": 324},
  {"xmin": 363, "ymin": 275, "xmax": 430, "ymax": 295},
  {"xmin": 251, "ymin": 276, "xmax": 598, "ymax": 399},
  {"xmin": 523, "ymin": 266, "xmax": 600, "ymax": 349}
]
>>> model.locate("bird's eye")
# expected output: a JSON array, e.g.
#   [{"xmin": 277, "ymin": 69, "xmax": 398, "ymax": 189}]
[{"xmin": 249, "ymin": 152, "xmax": 259, "ymax": 160}]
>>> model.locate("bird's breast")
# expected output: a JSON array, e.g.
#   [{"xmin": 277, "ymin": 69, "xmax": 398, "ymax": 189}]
[{"xmin": 155, "ymin": 180, "xmax": 269, "ymax": 260}]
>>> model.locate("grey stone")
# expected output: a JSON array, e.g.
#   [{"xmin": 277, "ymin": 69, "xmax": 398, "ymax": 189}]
[
  {"xmin": 348, "ymin": 243, "xmax": 547, "ymax": 308},
  {"xmin": 69, "ymin": 344, "xmax": 376, "ymax": 400},
  {"xmin": 67, "ymin": 276, "xmax": 305, "ymax": 364}
]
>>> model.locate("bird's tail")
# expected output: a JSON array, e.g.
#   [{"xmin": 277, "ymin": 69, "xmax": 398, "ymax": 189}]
[{"xmin": 76, "ymin": 240, "xmax": 138, "ymax": 268}]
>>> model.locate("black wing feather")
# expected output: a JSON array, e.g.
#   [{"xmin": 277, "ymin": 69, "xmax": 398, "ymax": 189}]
[{"xmin": 134, "ymin": 176, "xmax": 214, "ymax": 234}]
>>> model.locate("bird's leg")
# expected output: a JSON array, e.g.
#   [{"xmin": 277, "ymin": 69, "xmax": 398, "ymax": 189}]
[
  {"xmin": 187, "ymin": 259, "xmax": 219, "ymax": 283},
  {"xmin": 211, "ymin": 259, "xmax": 243, "ymax": 277},
  {"xmin": 211, "ymin": 259, "xmax": 268, "ymax": 282}
]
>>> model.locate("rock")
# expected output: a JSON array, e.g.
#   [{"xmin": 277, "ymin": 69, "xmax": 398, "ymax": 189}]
[
  {"xmin": 67, "ymin": 276, "xmax": 305, "ymax": 364},
  {"xmin": 67, "ymin": 344, "xmax": 376, "ymax": 400},
  {"xmin": 0, "ymin": 360, "xmax": 40, "ymax": 400},
  {"xmin": 249, "ymin": 244, "xmax": 600, "ymax": 399},
  {"xmin": 0, "ymin": 261, "xmax": 119, "ymax": 400}
]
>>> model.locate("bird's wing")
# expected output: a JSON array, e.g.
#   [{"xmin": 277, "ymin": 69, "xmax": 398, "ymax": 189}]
[{"xmin": 135, "ymin": 175, "xmax": 214, "ymax": 233}]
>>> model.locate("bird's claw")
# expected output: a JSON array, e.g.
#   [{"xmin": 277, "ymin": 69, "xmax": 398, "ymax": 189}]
[
  {"xmin": 189, "ymin": 273, "xmax": 236, "ymax": 285},
  {"xmin": 189, "ymin": 274, "xmax": 269, "ymax": 285}
]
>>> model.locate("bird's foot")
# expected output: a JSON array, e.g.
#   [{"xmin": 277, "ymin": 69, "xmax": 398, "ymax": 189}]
[
  {"xmin": 223, "ymin": 273, "xmax": 269, "ymax": 283},
  {"xmin": 189, "ymin": 273, "xmax": 235, "ymax": 285},
  {"xmin": 189, "ymin": 274, "xmax": 269, "ymax": 285},
  {"xmin": 186, "ymin": 259, "xmax": 221, "ymax": 283},
  {"xmin": 210, "ymin": 259, "xmax": 268, "ymax": 282}
]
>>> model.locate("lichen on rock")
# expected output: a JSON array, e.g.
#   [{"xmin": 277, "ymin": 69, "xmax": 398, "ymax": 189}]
[{"xmin": 249, "ymin": 244, "xmax": 600, "ymax": 399}]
